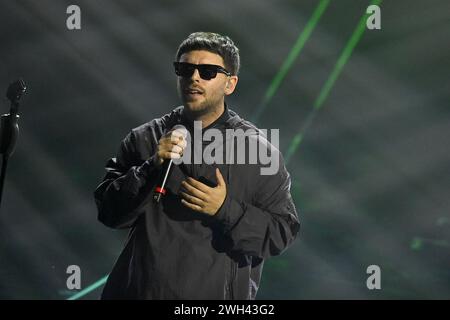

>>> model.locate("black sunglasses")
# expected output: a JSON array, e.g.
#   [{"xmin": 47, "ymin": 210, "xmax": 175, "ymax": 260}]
[{"xmin": 173, "ymin": 62, "xmax": 231, "ymax": 80}]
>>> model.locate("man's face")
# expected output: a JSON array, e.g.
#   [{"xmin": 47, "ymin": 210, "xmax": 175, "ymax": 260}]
[{"xmin": 176, "ymin": 50, "xmax": 235, "ymax": 117}]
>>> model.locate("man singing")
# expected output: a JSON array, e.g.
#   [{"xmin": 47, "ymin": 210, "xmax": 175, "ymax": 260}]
[{"xmin": 94, "ymin": 32, "xmax": 300, "ymax": 299}]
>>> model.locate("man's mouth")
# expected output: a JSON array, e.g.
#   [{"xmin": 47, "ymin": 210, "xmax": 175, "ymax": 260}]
[{"xmin": 184, "ymin": 88, "xmax": 204, "ymax": 96}]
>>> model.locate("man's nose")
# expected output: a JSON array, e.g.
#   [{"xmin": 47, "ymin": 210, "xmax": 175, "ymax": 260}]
[{"xmin": 190, "ymin": 68, "xmax": 201, "ymax": 81}]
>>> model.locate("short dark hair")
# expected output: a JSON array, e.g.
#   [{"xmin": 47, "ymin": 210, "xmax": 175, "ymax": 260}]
[{"xmin": 175, "ymin": 32, "xmax": 240, "ymax": 75}]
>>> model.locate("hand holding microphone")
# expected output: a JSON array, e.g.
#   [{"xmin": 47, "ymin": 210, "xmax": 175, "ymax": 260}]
[
  {"xmin": 153, "ymin": 125, "xmax": 188, "ymax": 203},
  {"xmin": 152, "ymin": 124, "xmax": 227, "ymax": 215},
  {"xmin": 154, "ymin": 125, "xmax": 188, "ymax": 167}
]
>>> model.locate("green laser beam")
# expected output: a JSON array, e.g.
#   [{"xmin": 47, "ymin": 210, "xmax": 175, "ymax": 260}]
[
  {"xmin": 313, "ymin": 0, "xmax": 382, "ymax": 110},
  {"xmin": 251, "ymin": 0, "xmax": 330, "ymax": 123},
  {"xmin": 285, "ymin": 0, "xmax": 382, "ymax": 164},
  {"xmin": 410, "ymin": 237, "xmax": 423, "ymax": 251},
  {"xmin": 410, "ymin": 237, "xmax": 450, "ymax": 251},
  {"xmin": 285, "ymin": 108, "xmax": 318, "ymax": 163},
  {"xmin": 66, "ymin": 275, "xmax": 108, "ymax": 300}
]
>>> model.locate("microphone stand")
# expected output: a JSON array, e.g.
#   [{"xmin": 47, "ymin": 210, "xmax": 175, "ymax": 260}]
[{"xmin": 0, "ymin": 79, "xmax": 26, "ymax": 210}]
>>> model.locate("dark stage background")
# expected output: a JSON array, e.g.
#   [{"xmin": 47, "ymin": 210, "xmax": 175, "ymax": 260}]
[{"xmin": 1, "ymin": 0, "xmax": 449, "ymax": 299}]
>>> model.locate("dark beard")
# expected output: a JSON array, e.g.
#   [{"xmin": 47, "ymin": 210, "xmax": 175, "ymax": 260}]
[{"xmin": 183, "ymin": 100, "xmax": 221, "ymax": 120}]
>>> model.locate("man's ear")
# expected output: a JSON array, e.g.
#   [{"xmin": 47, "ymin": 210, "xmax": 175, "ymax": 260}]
[{"xmin": 224, "ymin": 76, "xmax": 238, "ymax": 95}]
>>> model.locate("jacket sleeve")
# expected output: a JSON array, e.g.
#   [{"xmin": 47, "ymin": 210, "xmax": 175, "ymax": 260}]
[
  {"xmin": 214, "ymin": 154, "xmax": 300, "ymax": 259},
  {"xmin": 94, "ymin": 130, "xmax": 160, "ymax": 229}
]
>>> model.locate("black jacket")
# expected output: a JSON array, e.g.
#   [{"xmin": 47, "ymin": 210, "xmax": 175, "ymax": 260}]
[{"xmin": 94, "ymin": 105, "xmax": 300, "ymax": 299}]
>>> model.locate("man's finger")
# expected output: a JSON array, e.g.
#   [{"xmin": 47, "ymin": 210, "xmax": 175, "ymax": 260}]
[
  {"xmin": 181, "ymin": 181, "xmax": 208, "ymax": 200},
  {"xmin": 160, "ymin": 144, "xmax": 183, "ymax": 155},
  {"xmin": 159, "ymin": 151, "xmax": 181, "ymax": 160},
  {"xmin": 180, "ymin": 191, "xmax": 203, "ymax": 207},
  {"xmin": 179, "ymin": 139, "xmax": 187, "ymax": 149},
  {"xmin": 215, "ymin": 168, "xmax": 225, "ymax": 187},
  {"xmin": 181, "ymin": 199, "xmax": 203, "ymax": 212},
  {"xmin": 185, "ymin": 177, "xmax": 211, "ymax": 193},
  {"xmin": 163, "ymin": 136, "xmax": 184, "ymax": 146},
  {"xmin": 170, "ymin": 145, "xmax": 183, "ymax": 154},
  {"xmin": 169, "ymin": 130, "xmax": 186, "ymax": 141}
]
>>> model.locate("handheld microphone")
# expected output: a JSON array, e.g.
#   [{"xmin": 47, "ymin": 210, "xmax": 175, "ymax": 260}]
[{"xmin": 153, "ymin": 124, "xmax": 188, "ymax": 203}]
